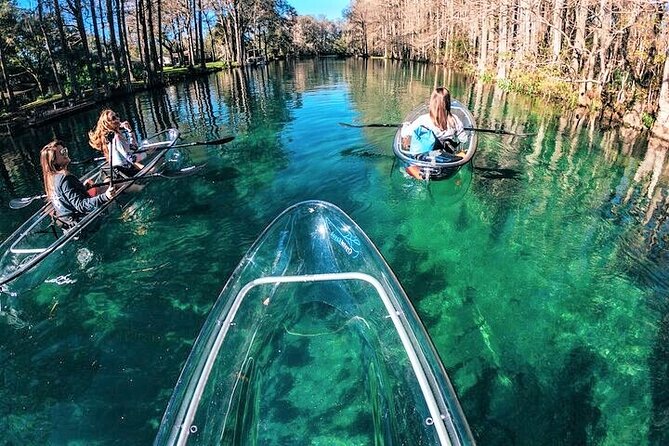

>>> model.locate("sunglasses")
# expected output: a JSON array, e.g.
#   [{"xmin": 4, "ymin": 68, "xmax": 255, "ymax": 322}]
[{"xmin": 111, "ymin": 115, "xmax": 119, "ymax": 121}]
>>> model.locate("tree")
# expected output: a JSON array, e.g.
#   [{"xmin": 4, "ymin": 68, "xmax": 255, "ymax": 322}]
[{"xmin": 0, "ymin": 0, "xmax": 18, "ymax": 108}]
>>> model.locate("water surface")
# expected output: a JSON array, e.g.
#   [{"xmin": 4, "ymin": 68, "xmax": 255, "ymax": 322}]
[{"xmin": 0, "ymin": 59, "xmax": 667, "ymax": 445}]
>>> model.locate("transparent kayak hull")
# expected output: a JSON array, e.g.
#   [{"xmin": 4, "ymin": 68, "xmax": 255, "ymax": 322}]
[
  {"xmin": 393, "ymin": 100, "xmax": 477, "ymax": 180},
  {"xmin": 156, "ymin": 200, "xmax": 474, "ymax": 445},
  {"xmin": 0, "ymin": 128, "xmax": 180, "ymax": 287}
]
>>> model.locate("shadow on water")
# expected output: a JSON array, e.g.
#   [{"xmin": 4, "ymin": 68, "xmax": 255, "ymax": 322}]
[{"xmin": 474, "ymin": 166, "xmax": 522, "ymax": 180}]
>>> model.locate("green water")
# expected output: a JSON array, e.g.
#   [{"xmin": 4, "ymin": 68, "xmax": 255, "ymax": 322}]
[{"xmin": 0, "ymin": 59, "xmax": 667, "ymax": 445}]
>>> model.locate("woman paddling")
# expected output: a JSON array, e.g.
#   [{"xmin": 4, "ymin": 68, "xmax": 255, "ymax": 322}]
[
  {"xmin": 88, "ymin": 109, "xmax": 144, "ymax": 178},
  {"xmin": 41, "ymin": 140, "xmax": 114, "ymax": 230},
  {"xmin": 400, "ymin": 87, "xmax": 468, "ymax": 156}
]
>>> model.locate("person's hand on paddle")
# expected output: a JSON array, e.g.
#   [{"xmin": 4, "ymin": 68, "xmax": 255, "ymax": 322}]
[
  {"xmin": 120, "ymin": 121, "xmax": 133, "ymax": 133},
  {"xmin": 104, "ymin": 186, "xmax": 115, "ymax": 199}
]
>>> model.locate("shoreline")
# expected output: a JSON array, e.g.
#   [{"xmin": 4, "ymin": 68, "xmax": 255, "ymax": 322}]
[{"xmin": 0, "ymin": 66, "xmax": 223, "ymax": 137}]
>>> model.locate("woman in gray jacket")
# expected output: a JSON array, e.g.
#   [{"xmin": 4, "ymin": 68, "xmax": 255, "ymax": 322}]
[{"xmin": 40, "ymin": 140, "xmax": 114, "ymax": 229}]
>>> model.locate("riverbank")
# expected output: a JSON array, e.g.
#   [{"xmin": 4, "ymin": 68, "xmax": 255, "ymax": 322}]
[{"xmin": 0, "ymin": 65, "xmax": 224, "ymax": 136}]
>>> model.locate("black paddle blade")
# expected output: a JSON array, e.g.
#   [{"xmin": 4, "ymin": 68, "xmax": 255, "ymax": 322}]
[
  {"xmin": 208, "ymin": 136, "xmax": 235, "ymax": 145},
  {"xmin": 338, "ymin": 122, "xmax": 399, "ymax": 128},
  {"xmin": 170, "ymin": 136, "xmax": 235, "ymax": 150}
]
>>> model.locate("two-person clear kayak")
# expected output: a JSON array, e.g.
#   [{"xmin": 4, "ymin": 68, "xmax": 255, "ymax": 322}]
[
  {"xmin": 393, "ymin": 100, "xmax": 478, "ymax": 181},
  {"xmin": 0, "ymin": 128, "xmax": 180, "ymax": 288},
  {"xmin": 156, "ymin": 200, "xmax": 475, "ymax": 445}
]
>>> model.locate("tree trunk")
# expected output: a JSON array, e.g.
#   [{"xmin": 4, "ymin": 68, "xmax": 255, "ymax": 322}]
[
  {"xmin": 72, "ymin": 0, "xmax": 97, "ymax": 91},
  {"xmin": 496, "ymin": 0, "xmax": 509, "ymax": 79},
  {"xmin": 138, "ymin": 0, "xmax": 153, "ymax": 78},
  {"xmin": 197, "ymin": 0, "xmax": 205, "ymax": 67},
  {"xmin": 0, "ymin": 44, "xmax": 14, "ymax": 108},
  {"xmin": 146, "ymin": 0, "xmax": 159, "ymax": 76},
  {"xmin": 551, "ymin": 0, "xmax": 564, "ymax": 61},
  {"xmin": 477, "ymin": 12, "xmax": 488, "ymax": 75},
  {"xmin": 106, "ymin": 0, "xmax": 123, "ymax": 86},
  {"xmin": 651, "ymin": 49, "xmax": 669, "ymax": 139},
  {"xmin": 157, "ymin": 0, "xmax": 163, "ymax": 70},
  {"xmin": 117, "ymin": 0, "xmax": 133, "ymax": 85},
  {"xmin": 37, "ymin": 0, "xmax": 64, "ymax": 95},
  {"xmin": 53, "ymin": 0, "xmax": 80, "ymax": 96},
  {"xmin": 88, "ymin": 0, "xmax": 105, "ymax": 82},
  {"xmin": 571, "ymin": 0, "xmax": 587, "ymax": 76}
]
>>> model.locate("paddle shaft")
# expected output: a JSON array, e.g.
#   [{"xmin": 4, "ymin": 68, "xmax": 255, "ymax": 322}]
[
  {"xmin": 9, "ymin": 165, "xmax": 204, "ymax": 209},
  {"xmin": 72, "ymin": 136, "xmax": 235, "ymax": 165},
  {"xmin": 88, "ymin": 164, "xmax": 205, "ymax": 188},
  {"xmin": 338, "ymin": 122, "xmax": 534, "ymax": 137},
  {"xmin": 134, "ymin": 136, "xmax": 235, "ymax": 154}
]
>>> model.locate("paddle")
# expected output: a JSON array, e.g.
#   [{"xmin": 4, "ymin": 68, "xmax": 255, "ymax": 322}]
[
  {"xmin": 135, "ymin": 136, "xmax": 235, "ymax": 154},
  {"xmin": 72, "ymin": 136, "xmax": 235, "ymax": 165},
  {"xmin": 8, "ymin": 164, "xmax": 206, "ymax": 210},
  {"xmin": 337, "ymin": 122, "xmax": 535, "ymax": 137}
]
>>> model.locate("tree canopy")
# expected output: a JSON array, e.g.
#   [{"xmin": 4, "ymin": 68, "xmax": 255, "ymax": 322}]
[{"xmin": 0, "ymin": 0, "xmax": 667, "ymax": 139}]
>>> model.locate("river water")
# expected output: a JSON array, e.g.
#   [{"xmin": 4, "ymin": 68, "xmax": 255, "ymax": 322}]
[{"xmin": 0, "ymin": 59, "xmax": 667, "ymax": 445}]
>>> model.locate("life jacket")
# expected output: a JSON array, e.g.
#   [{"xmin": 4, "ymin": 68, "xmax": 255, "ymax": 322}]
[{"xmin": 408, "ymin": 125, "xmax": 438, "ymax": 155}]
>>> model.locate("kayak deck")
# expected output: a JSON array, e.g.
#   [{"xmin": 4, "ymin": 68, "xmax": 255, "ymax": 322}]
[
  {"xmin": 156, "ymin": 201, "xmax": 474, "ymax": 445},
  {"xmin": 0, "ymin": 128, "xmax": 180, "ymax": 287}
]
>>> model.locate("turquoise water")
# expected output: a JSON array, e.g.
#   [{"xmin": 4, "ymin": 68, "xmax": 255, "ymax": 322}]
[{"xmin": 0, "ymin": 59, "xmax": 667, "ymax": 445}]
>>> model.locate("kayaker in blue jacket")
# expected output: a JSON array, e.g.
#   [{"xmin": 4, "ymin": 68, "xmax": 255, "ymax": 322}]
[
  {"xmin": 40, "ymin": 140, "xmax": 114, "ymax": 229},
  {"xmin": 400, "ymin": 87, "xmax": 467, "ymax": 155}
]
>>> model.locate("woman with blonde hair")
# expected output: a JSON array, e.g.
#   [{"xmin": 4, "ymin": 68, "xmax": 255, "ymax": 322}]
[
  {"xmin": 88, "ymin": 109, "xmax": 144, "ymax": 177},
  {"xmin": 400, "ymin": 87, "xmax": 467, "ymax": 155},
  {"xmin": 41, "ymin": 140, "xmax": 113, "ymax": 229}
]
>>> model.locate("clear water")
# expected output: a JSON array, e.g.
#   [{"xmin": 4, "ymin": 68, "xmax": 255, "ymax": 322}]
[{"xmin": 0, "ymin": 59, "xmax": 667, "ymax": 445}]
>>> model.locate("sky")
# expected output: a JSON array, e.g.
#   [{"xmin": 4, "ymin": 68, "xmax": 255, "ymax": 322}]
[
  {"xmin": 16, "ymin": 0, "xmax": 350, "ymax": 20},
  {"xmin": 289, "ymin": 0, "xmax": 350, "ymax": 20},
  {"xmin": 16, "ymin": 0, "xmax": 351, "ymax": 21}
]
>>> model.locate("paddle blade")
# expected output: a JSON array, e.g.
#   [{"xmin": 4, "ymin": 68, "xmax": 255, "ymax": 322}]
[
  {"xmin": 205, "ymin": 136, "xmax": 235, "ymax": 145},
  {"xmin": 159, "ymin": 163, "xmax": 207, "ymax": 179},
  {"xmin": 464, "ymin": 127, "xmax": 536, "ymax": 137},
  {"xmin": 71, "ymin": 155, "xmax": 105, "ymax": 165},
  {"xmin": 170, "ymin": 136, "xmax": 235, "ymax": 150},
  {"xmin": 9, "ymin": 194, "xmax": 46, "ymax": 210},
  {"xmin": 338, "ymin": 122, "xmax": 399, "ymax": 128}
]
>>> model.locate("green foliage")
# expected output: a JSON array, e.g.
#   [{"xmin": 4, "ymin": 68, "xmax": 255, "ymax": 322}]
[
  {"xmin": 480, "ymin": 71, "xmax": 495, "ymax": 83},
  {"xmin": 492, "ymin": 68, "xmax": 578, "ymax": 108},
  {"xmin": 206, "ymin": 61, "xmax": 228, "ymax": 69},
  {"xmin": 641, "ymin": 112, "xmax": 654, "ymax": 129}
]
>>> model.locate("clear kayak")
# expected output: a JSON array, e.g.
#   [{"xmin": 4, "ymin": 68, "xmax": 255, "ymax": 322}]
[
  {"xmin": 0, "ymin": 128, "xmax": 180, "ymax": 287},
  {"xmin": 155, "ymin": 200, "xmax": 475, "ymax": 445},
  {"xmin": 393, "ymin": 100, "xmax": 478, "ymax": 181}
]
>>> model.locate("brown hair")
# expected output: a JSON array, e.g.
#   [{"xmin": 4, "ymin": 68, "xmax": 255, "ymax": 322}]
[
  {"xmin": 40, "ymin": 140, "xmax": 68, "ymax": 199},
  {"xmin": 88, "ymin": 109, "xmax": 119, "ymax": 160},
  {"xmin": 429, "ymin": 87, "xmax": 457, "ymax": 131}
]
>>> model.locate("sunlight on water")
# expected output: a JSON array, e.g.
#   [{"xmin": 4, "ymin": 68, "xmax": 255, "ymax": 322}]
[{"xmin": 0, "ymin": 59, "xmax": 668, "ymax": 445}]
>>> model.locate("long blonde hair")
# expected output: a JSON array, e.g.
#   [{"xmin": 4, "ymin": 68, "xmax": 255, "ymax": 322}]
[
  {"xmin": 40, "ymin": 140, "xmax": 68, "ymax": 199},
  {"xmin": 88, "ymin": 109, "xmax": 118, "ymax": 159},
  {"xmin": 429, "ymin": 87, "xmax": 457, "ymax": 131}
]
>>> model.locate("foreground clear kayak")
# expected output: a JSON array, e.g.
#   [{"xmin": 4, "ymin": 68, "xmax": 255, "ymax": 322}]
[
  {"xmin": 393, "ymin": 100, "xmax": 478, "ymax": 181},
  {"xmin": 0, "ymin": 128, "xmax": 180, "ymax": 287},
  {"xmin": 155, "ymin": 200, "xmax": 475, "ymax": 445}
]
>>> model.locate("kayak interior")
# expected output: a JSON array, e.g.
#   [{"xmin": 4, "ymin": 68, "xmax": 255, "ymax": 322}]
[{"xmin": 156, "ymin": 200, "xmax": 474, "ymax": 445}]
